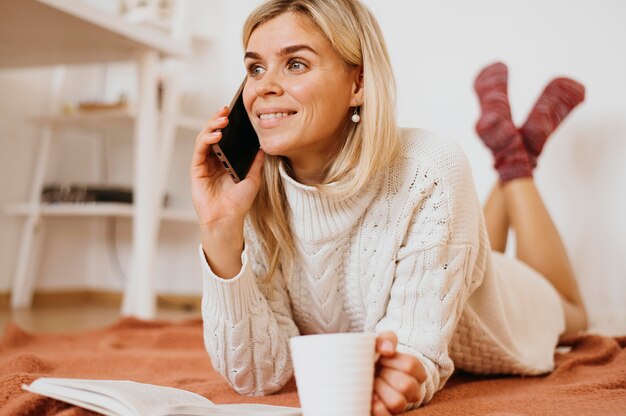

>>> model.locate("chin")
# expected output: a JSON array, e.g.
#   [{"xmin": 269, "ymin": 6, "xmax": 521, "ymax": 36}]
[{"xmin": 258, "ymin": 134, "xmax": 292, "ymax": 157}]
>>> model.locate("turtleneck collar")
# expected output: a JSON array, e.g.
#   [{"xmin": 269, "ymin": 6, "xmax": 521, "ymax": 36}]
[{"xmin": 278, "ymin": 160, "xmax": 383, "ymax": 243}]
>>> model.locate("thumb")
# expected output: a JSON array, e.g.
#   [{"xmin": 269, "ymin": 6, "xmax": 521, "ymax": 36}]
[{"xmin": 377, "ymin": 331, "xmax": 398, "ymax": 357}]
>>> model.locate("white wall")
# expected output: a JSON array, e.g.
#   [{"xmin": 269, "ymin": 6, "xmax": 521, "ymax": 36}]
[{"xmin": 1, "ymin": 1, "xmax": 624, "ymax": 323}]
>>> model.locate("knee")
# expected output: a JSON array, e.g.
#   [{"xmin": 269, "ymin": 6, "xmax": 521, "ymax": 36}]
[{"xmin": 562, "ymin": 298, "xmax": 588, "ymax": 335}]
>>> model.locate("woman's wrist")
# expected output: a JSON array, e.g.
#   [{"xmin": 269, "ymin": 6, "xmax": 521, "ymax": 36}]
[{"xmin": 200, "ymin": 223, "xmax": 245, "ymax": 279}]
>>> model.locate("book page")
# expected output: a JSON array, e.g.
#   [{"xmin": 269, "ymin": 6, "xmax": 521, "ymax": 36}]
[
  {"xmin": 154, "ymin": 403, "xmax": 302, "ymax": 416},
  {"xmin": 213, "ymin": 403, "xmax": 302, "ymax": 415},
  {"xmin": 24, "ymin": 378, "xmax": 301, "ymax": 416},
  {"xmin": 24, "ymin": 378, "xmax": 214, "ymax": 415}
]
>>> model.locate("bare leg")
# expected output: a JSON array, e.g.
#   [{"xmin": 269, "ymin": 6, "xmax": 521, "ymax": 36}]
[
  {"xmin": 473, "ymin": 62, "xmax": 588, "ymax": 335},
  {"xmin": 501, "ymin": 178, "xmax": 588, "ymax": 334},
  {"xmin": 483, "ymin": 185, "xmax": 509, "ymax": 252}
]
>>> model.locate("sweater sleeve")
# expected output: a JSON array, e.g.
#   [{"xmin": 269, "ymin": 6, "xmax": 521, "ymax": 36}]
[
  {"xmin": 199, "ymin": 236, "xmax": 300, "ymax": 396},
  {"xmin": 375, "ymin": 139, "xmax": 485, "ymax": 408},
  {"xmin": 376, "ymin": 243, "xmax": 475, "ymax": 408}
]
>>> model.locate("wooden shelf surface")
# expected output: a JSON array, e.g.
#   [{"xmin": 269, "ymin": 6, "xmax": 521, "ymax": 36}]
[
  {"xmin": 5, "ymin": 202, "xmax": 196, "ymax": 223},
  {"xmin": 0, "ymin": 0, "xmax": 190, "ymax": 68},
  {"xmin": 37, "ymin": 109, "xmax": 205, "ymax": 132}
]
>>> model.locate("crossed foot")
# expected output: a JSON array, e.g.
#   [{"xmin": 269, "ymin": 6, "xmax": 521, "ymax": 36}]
[{"xmin": 474, "ymin": 62, "xmax": 585, "ymax": 182}]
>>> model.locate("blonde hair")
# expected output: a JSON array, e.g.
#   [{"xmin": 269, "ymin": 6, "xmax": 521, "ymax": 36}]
[{"xmin": 244, "ymin": 0, "xmax": 400, "ymax": 282}]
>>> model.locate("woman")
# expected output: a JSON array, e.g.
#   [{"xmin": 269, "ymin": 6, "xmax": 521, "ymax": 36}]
[{"xmin": 190, "ymin": 0, "xmax": 587, "ymax": 414}]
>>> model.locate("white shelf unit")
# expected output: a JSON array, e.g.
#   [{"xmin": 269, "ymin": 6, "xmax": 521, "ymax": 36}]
[
  {"xmin": 7, "ymin": 109, "xmax": 203, "ymax": 223},
  {"xmin": 35, "ymin": 109, "xmax": 205, "ymax": 132},
  {"xmin": 5, "ymin": 203, "xmax": 197, "ymax": 223},
  {"xmin": 1, "ymin": 0, "xmax": 201, "ymax": 318},
  {"xmin": 0, "ymin": 0, "xmax": 190, "ymax": 67}
]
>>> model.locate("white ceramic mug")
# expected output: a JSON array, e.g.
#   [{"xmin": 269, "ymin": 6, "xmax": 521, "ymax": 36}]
[{"xmin": 290, "ymin": 332, "xmax": 378, "ymax": 416}]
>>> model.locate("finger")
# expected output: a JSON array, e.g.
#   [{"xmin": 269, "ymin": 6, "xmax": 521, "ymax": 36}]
[
  {"xmin": 194, "ymin": 110, "xmax": 229, "ymax": 150},
  {"xmin": 371, "ymin": 395, "xmax": 393, "ymax": 416},
  {"xmin": 378, "ymin": 354, "xmax": 427, "ymax": 384},
  {"xmin": 190, "ymin": 131, "xmax": 223, "ymax": 174},
  {"xmin": 379, "ymin": 367, "xmax": 420, "ymax": 403},
  {"xmin": 374, "ymin": 376, "xmax": 408, "ymax": 415},
  {"xmin": 376, "ymin": 331, "xmax": 398, "ymax": 357},
  {"xmin": 198, "ymin": 106, "xmax": 230, "ymax": 136},
  {"xmin": 192, "ymin": 111, "xmax": 230, "ymax": 173},
  {"xmin": 196, "ymin": 116, "xmax": 229, "ymax": 143}
]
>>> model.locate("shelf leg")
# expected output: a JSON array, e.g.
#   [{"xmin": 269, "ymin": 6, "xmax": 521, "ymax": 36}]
[
  {"xmin": 11, "ymin": 217, "xmax": 46, "ymax": 308},
  {"xmin": 156, "ymin": 60, "xmax": 183, "ymax": 207},
  {"xmin": 10, "ymin": 129, "xmax": 52, "ymax": 308},
  {"xmin": 122, "ymin": 50, "xmax": 160, "ymax": 318},
  {"xmin": 10, "ymin": 67, "xmax": 64, "ymax": 308}
]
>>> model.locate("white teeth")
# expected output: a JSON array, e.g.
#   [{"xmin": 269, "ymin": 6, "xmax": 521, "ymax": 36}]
[{"xmin": 260, "ymin": 112, "xmax": 294, "ymax": 120}]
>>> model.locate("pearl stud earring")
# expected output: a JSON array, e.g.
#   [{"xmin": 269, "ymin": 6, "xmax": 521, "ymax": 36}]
[{"xmin": 351, "ymin": 107, "xmax": 361, "ymax": 123}]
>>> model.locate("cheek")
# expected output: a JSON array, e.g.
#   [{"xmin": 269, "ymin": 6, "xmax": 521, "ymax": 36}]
[
  {"xmin": 287, "ymin": 82, "xmax": 314, "ymax": 108},
  {"xmin": 289, "ymin": 81, "xmax": 348, "ymax": 120}
]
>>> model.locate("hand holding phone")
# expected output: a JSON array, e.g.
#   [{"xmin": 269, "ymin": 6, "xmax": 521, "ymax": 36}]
[
  {"xmin": 190, "ymin": 99, "xmax": 265, "ymax": 277},
  {"xmin": 190, "ymin": 78, "xmax": 265, "ymax": 277},
  {"xmin": 210, "ymin": 78, "xmax": 261, "ymax": 183}
]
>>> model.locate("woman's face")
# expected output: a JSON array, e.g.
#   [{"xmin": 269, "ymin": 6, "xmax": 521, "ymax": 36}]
[{"xmin": 243, "ymin": 12, "xmax": 361, "ymax": 162}]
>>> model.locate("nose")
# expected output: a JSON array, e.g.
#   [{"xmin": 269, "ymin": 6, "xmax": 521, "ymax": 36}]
[{"xmin": 255, "ymin": 69, "xmax": 284, "ymax": 97}]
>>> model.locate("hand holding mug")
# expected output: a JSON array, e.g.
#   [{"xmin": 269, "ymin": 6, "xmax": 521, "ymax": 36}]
[{"xmin": 371, "ymin": 331, "xmax": 427, "ymax": 415}]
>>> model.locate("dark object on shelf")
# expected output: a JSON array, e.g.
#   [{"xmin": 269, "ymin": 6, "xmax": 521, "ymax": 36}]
[{"xmin": 42, "ymin": 184, "xmax": 168, "ymax": 205}]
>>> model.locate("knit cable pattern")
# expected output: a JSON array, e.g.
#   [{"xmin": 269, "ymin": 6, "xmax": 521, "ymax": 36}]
[{"xmin": 200, "ymin": 128, "xmax": 564, "ymax": 405}]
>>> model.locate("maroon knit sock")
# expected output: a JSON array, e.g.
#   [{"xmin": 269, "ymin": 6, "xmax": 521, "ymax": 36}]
[
  {"xmin": 474, "ymin": 62, "xmax": 533, "ymax": 182},
  {"xmin": 519, "ymin": 77, "xmax": 585, "ymax": 167}
]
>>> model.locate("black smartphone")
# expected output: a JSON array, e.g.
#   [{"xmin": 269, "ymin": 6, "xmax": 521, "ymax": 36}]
[{"xmin": 210, "ymin": 78, "xmax": 260, "ymax": 183}]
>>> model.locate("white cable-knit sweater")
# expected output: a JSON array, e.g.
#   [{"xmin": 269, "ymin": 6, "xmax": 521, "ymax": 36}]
[{"xmin": 199, "ymin": 128, "xmax": 565, "ymax": 407}]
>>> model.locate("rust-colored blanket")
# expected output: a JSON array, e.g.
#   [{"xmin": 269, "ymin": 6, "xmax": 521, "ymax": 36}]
[{"xmin": 1, "ymin": 317, "xmax": 624, "ymax": 415}]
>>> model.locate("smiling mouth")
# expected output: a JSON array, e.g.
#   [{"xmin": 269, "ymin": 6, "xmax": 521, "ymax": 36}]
[{"xmin": 259, "ymin": 112, "xmax": 296, "ymax": 120}]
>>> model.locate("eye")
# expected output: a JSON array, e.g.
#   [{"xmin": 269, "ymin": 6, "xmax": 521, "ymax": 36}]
[
  {"xmin": 247, "ymin": 63, "xmax": 266, "ymax": 77},
  {"xmin": 287, "ymin": 59, "xmax": 307, "ymax": 72}
]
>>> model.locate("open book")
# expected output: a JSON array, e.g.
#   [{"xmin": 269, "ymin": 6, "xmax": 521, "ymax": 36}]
[{"xmin": 23, "ymin": 377, "xmax": 301, "ymax": 416}]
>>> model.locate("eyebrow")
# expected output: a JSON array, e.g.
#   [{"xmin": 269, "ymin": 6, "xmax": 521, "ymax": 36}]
[{"xmin": 244, "ymin": 44, "xmax": 318, "ymax": 60}]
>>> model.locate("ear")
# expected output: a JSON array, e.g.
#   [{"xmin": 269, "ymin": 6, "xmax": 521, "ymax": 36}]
[{"xmin": 349, "ymin": 67, "xmax": 364, "ymax": 107}]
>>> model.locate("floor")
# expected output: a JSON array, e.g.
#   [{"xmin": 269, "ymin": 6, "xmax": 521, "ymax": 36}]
[
  {"xmin": 1, "ymin": 303, "xmax": 625, "ymax": 338},
  {"xmin": 0, "ymin": 304, "xmax": 200, "ymax": 336}
]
